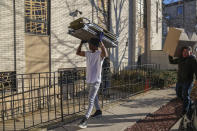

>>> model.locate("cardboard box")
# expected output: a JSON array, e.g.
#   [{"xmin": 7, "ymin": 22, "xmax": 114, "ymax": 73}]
[
  {"xmin": 163, "ymin": 27, "xmax": 182, "ymax": 57},
  {"xmin": 163, "ymin": 27, "xmax": 197, "ymax": 57}
]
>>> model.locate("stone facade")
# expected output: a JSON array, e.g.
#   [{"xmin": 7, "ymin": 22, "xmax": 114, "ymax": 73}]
[
  {"xmin": 149, "ymin": 0, "xmax": 163, "ymax": 51},
  {"xmin": 135, "ymin": 0, "xmax": 163, "ymax": 64}
]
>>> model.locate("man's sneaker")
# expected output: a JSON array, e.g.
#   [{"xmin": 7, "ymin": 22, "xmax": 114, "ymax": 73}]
[
  {"xmin": 91, "ymin": 110, "xmax": 102, "ymax": 117},
  {"xmin": 78, "ymin": 117, "xmax": 88, "ymax": 129}
]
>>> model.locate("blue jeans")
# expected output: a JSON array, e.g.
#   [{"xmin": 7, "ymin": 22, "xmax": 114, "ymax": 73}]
[
  {"xmin": 85, "ymin": 82, "xmax": 101, "ymax": 118},
  {"xmin": 176, "ymin": 82, "xmax": 193, "ymax": 117}
]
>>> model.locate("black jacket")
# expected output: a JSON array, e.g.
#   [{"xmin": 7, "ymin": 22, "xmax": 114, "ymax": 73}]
[{"xmin": 169, "ymin": 55, "xmax": 197, "ymax": 83}]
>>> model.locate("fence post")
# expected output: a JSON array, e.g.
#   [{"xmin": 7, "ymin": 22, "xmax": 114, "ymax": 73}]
[
  {"xmin": 22, "ymin": 75, "xmax": 26, "ymax": 128},
  {"xmin": 60, "ymin": 71, "xmax": 64, "ymax": 122},
  {"xmin": 1, "ymin": 83, "xmax": 5, "ymax": 131},
  {"xmin": 38, "ymin": 73, "xmax": 42, "ymax": 123}
]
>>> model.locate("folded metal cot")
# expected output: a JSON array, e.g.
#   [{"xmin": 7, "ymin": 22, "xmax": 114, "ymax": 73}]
[{"xmin": 68, "ymin": 17, "xmax": 118, "ymax": 48}]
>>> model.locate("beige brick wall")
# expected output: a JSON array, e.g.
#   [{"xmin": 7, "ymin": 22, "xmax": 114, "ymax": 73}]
[
  {"xmin": 0, "ymin": 0, "xmax": 163, "ymax": 74},
  {"xmin": 25, "ymin": 35, "xmax": 49, "ymax": 73},
  {"xmin": 0, "ymin": 0, "xmax": 14, "ymax": 72},
  {"xmin": 0, "ymin": 1, "xmax": 25, "ymax": 74},
  {"xmin": 16, "ymin": 1, "xmax": 25, "ymax": 74},
  {"xmin": 50, "ymin": 0, "xmax": 130, "ymax": 70},
  {"xmin": 51, "ymin": 0, "xmax": 94, "ymax": 72}
]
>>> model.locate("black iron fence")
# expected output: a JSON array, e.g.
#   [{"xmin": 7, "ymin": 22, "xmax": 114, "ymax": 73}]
[{"xmin": 0, "ymin": 64, "xmax": 161, "ymax": 131}]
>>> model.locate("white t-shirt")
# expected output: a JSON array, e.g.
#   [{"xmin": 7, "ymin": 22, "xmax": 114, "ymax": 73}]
[{"xmin": 85, "ymin": 50, "xmax": 104, "ymax": 83}]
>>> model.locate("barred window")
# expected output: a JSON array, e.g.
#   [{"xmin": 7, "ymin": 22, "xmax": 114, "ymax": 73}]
[{"xmin": 25, "ymin": 0, "xmax": 49, "ymax": 35}]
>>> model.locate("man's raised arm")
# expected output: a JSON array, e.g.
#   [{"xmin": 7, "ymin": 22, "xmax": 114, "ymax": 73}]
[
  {"xmin": 76, "ymin": 40, "xmax": 86, "ymax": 57},
  {"xmin": 100, "ymin": 42, "xmax": 108, "ymax": 59}
]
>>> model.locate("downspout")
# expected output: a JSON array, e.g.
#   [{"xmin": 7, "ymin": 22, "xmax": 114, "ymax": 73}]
[
  {"xmin": 48, "ymin": 0, "xmax": 51, "ymax": 73},
  {"xmin": 48, "ymin": 0, "xmax": 52, "ymax": 87},
  {"xmin": 13, "ymin": 0, "xmax": 16, "ymax": 72}
]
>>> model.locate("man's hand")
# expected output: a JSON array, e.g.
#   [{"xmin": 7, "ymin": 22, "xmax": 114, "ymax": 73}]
[{"xmin": 99, "ymin": 32, "xmax": 104, "ymax": 42}]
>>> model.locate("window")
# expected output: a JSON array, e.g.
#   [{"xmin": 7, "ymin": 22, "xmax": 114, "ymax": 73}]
[
  {"xmin": 25, "ymin": 0, "xmax": 49, "ymax": 35},
  {"xmin": 177, "ymin": 5, "xmax": 183, "ymax": 16}
]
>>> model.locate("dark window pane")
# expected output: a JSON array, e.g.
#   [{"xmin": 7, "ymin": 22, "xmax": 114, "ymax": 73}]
[{"xmin": 177, "ymin": 6, "xmax": 183, "ymax": 16}]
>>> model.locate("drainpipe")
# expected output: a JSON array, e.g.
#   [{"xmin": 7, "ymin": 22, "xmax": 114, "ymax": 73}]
[
  {"xmin": 13, "ymin": 0, "xmax": 16, "ymax": 72},
  {"xmin": 48, "ymin": 0, "xmax": 51, "ymax": 73},
  {"xmin": 48, "ymin": 0, "xmax": 52, "ymax": 87}
]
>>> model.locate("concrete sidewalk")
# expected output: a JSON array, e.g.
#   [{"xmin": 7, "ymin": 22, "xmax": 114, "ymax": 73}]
[{"xmin": 49, "ymin": 88, "xmax": 178, "ymax": 131}]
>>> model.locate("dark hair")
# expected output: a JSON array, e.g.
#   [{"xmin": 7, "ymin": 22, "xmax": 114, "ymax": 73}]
[
  {"xmin": 88, "ymin": 38, "xmax": 100, "ymax": 47},
  {"xmin": 180, "ymin": 46, "xmax": 192, "ymax": 57},
  {"xmin": 181, "ymin": 46, "xmax": 192, "ymax": 53}
]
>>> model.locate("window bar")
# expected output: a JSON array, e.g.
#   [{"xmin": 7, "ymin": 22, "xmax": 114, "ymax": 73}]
[
  {"xmin": 46, "ymin": 73, "xmax": 50, "ymax": 121},
  {"xmin": 21, "ymin": 75, "xmax": 26, "ymax": 128},
  {"xmin": 53, "ymin": 72, "xmax": 57, "ymax": 119},
  {"xmin": 1, "ymin": 83, "xmax": 5, "ymax": 131},
  {"xmin": 66, "ymin": 75, "xmax": 70, "ymax": 115},
  {"xmin": 72, "ymin": 73, "xmax": 76, "ymax": 114},
  {"xmin": 60, "ymin": 72, "xmax": 64, "ymax": 122},
  {"xmin": 38, "ymin": 73, "xmax": 43, "ymax": 123},
  {"xmin": 30, "ymin": 74, "xmax": 35, "ymax": 126}
]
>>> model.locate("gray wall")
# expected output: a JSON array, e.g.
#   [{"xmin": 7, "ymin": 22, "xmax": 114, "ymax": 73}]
[{"xmin": 164, "ymin": 1, "xmax": 196, "ymax": 32}]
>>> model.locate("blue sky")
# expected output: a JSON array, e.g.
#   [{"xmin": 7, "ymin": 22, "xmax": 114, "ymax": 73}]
[{"xmin": 163, "ymin": 0, "xmax": 182, "ymax": 4}]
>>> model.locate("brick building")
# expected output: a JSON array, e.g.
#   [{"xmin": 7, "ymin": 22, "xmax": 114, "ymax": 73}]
[{"xmin": 0, "ymin": 0, "xmax": 163, "ymax": 74}]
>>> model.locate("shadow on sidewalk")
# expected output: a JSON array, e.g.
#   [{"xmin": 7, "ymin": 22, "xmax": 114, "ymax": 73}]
[
  {"xmin": 120, "ymin": 97, "xmax": 173, "ymax": 108},
  {"xmin": 61, "ymin": 113, "xmax": 149, "ymax": 130}
]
